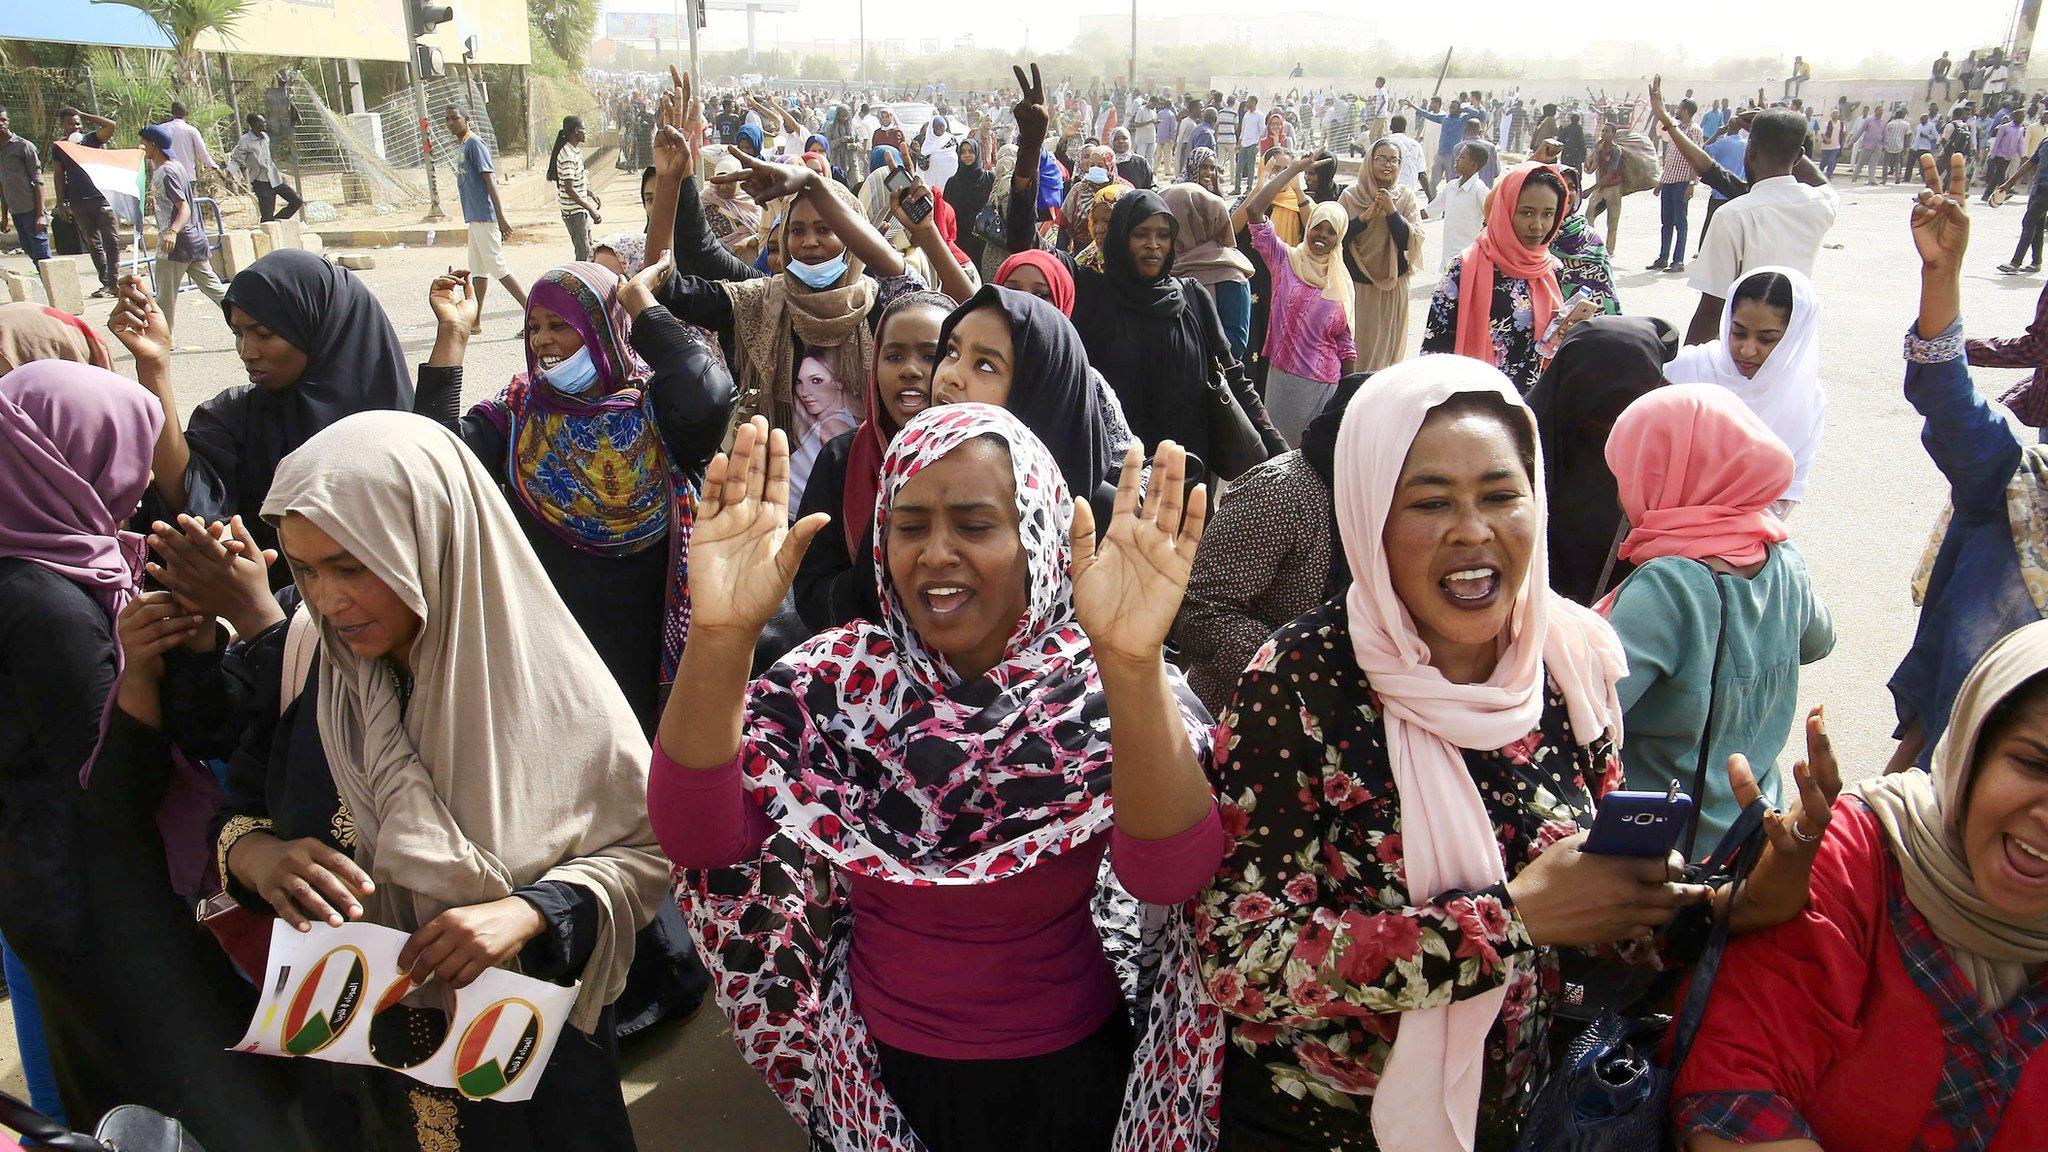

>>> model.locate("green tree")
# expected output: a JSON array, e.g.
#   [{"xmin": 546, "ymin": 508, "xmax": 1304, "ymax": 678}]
[
  {"xmin": 103, "ymin": 0, "xmax": 249, "ymax": 92},
  {"xmin": 530, "ymin": 0, "xmax": 598, "ymax": 68}
]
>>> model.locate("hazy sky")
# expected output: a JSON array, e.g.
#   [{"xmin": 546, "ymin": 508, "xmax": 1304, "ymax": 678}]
[{"xmin": 611, "ymin": 0, "xmax": 2021, "ymax": 66}]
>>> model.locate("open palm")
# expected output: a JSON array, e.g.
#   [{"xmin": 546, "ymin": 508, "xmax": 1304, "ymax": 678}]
[
  {"xmin": 1070, "ymin": 443, "xmax": 1209, "ymax": 666},
  {"xmin": 688, "ymin": 417, "xmax": 828, "ymax": 636}
]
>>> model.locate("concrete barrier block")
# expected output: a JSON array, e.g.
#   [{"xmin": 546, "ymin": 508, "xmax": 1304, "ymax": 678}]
[
  {"xmin": 216, "ymin": 230, "xmax": 259, "ymax": 277},
  {"xmin": 300, "ymin": 232, "xmax": 324, "ymax": 257},
  {"xmin": 37, "ymin": 257, "xmax": 83, "ymax": 314},
  {"xmin": 251, "ymin": 227, "xmax": 276, "ymax": 259},
  {"xmin": 336, "ymin": 253, "xmax": 376, "ymax": 270},
  {"xmin": 278, "ymin": 217, "xmax": 304, "ymax": 249},
  {"xmin": 0, "ymin": 268, "xmax": 31, "ymax": 303}
]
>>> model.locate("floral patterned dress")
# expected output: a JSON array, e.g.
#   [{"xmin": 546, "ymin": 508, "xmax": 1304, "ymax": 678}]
[
  {"xmin": 1197, "ymin": 598, "xmax": 1625, "ymax": 1151},
  {"xmin": 1420, "ymin": 254, "xmax": 1549, "ymax": 393}
]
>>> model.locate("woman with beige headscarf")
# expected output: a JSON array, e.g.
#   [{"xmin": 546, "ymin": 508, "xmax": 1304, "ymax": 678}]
[
  {"xmin": 1341, "ymin": 137, "xmax": 1427, "ymax": 371},
  {"xmin": 1160, "ymin": 181, "xmax": 1257, "ymax": 360},
  {"xmin": 654, "ymin": 149, "xmax": 922, "ymax": 445},
  {"xmin": 699, "ymin": 150, "xmax": 766, "ymax": 266},
  {"xmin": 0, "ymin": 300, "xmax": 114, "ymax": 373},
  {"xmin": 1676, "ymin": 618, "xmax": 2048, "ymax": 1151},
  {"xmin": 261, "ymin": 409, "xmax": 668, "ymax": 1150}
]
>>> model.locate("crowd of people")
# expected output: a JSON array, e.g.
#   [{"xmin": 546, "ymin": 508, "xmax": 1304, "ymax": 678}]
[{"xmin": 4, "ymin": 46, "xmax": 2048, "ymax": 1152}]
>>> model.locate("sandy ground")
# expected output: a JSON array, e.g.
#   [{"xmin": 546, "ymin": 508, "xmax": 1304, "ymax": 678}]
[{"xmin": 1, "ymin": 172, "xmax": 2043, "ymax": 1148}]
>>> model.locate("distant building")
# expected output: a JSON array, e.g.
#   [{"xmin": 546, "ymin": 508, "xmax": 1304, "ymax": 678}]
[{"xmin": 1077, "ymin": 10, "xmax": 1379, "ymax": 53}]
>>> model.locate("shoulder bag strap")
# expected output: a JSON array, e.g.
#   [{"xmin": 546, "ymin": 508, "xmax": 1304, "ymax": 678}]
[
  {"xmin": 1666, "ymin": 797, "xmax": 1770, "ymax": 1075},
  {"xmin": 1591, "ymin": 517, "xmax": 1630, "ymax": 604},
  {"xmin": 1681, "ymin": 560, "xmax": 1728, "ymax": 862},
  {"xmin": 280, "ymin": 602, "xmax": 318, "ymax": 718}
]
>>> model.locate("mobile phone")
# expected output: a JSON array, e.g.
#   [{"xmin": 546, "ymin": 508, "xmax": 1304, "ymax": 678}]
[
  {"xmin": 884, "ymin": 167, "xmax": 933, "ymax": 225},
  {"xmin": 1583, "ymin": 783, "xmax": 1693, "ymax": 858},
  {"xmin": 883, "ymin": 165, "xmax": 916, "ymax": 196}
]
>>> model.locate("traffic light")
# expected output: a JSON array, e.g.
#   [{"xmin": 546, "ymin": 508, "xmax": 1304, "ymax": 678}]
[
  {"xmin": 415, "ymin": 44, "xmax": 446, "ymax": 79},
  {"xmin": 411, "ymin": 1, "xmax": 452, "ymax": 35}
]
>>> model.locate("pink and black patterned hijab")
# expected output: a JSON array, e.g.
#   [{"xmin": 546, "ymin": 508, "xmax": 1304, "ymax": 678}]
[
  {"xmin": 675, "ymin": 404, "xmax": 1223, "ymax": 1144},
  {"xmin": 750, "ymin": 402, "xmax": 1159, "ymax": 878}
]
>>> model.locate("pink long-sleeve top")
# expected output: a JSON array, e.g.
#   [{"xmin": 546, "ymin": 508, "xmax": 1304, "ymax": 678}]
[
  {"xmin": 649, "ymin": 741, "xmax": 1226, "ymax": 1060},
  {"xmin": 1251, "ymin": 220, "xmax": 1354, "ymax": 384}
]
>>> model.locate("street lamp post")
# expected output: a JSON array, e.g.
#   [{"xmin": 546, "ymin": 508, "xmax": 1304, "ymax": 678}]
[{"xmin": 1128, "ymin": 1, "xmax": 1136, "ymax": 90}]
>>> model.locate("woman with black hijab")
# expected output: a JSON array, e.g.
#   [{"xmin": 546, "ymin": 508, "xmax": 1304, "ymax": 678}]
[
  {"xmin": 118, "ymin": 248, "xmax": 411, "ymax": 583},
  {"xmin": 1524, "ymin": 314, "xmax": 1680, "ymax": 604},
  {"xmin": 947, "ymin": 139, "xmax": 997, "ymax": 268},
  {"xmin": 1004, "ymin": 66, "xmax": 1284, "ymax": 474},
  {"xmin": 930, "ymin": 283, "xmax": 1124, "ymax": 519}
]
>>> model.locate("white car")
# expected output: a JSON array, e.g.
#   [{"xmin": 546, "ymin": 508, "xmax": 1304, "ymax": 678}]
[{"xmin": 881, "ymin": 102, "xmax": 936, "ymax": 140}]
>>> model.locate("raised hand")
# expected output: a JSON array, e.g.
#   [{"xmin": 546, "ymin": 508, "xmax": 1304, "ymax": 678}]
[
  {"xmin": 652, "ymin": 67, "xmax": 702, "ymax": 181},
  {"xmin": 1070, "ymin": 442, "xmax": 1209, "ymax": 667},
  {"xmin": 712, "ymin": 150, "xmax": 811, "ymax": 205},
  {"xmin": 427, "ymin": 269, "xmax": 480, "ymax": 333},
  {"xmin": 1012, "ymin": 63, "xmax": 1050, "ymax": 142},
  {"xmin": 1912, "ymin": 151, "xmax": 1969, "ymax": 270},
  {"xmin": 1722, "ymin": 707, "xmax": 1842, "ymax": 931},
  {"xmin": 687, "ymin": 416, "xmax": 829, "ymax": 639},
  {"xmin": 146, "ymin": 514, "xmax": 284, "ymax": 639},
  {"xmin": 108, "ymin": 273, "xmax": 171, "ymax": 367},
  {"xmin": 619, "ymin": 248, "xmax": 672, "ymax": 319}
]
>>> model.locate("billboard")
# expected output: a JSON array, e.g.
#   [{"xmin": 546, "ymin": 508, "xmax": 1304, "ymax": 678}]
[
  {"xmin": 188, "ymin": 0, "xmax": 530, "ymax": 65},
  {"xmin": 607, "ymin": 1, "xmax": 800, "ymax": 42}
]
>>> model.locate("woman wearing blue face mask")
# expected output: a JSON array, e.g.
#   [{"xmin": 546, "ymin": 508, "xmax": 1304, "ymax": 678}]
[
  {"xmin": 650, "ymin": 113, "xmax": 947, "ymax": 462},
  {"xmin": 416, "ymin": 258, "xmax": 735, "ymax": 735}
]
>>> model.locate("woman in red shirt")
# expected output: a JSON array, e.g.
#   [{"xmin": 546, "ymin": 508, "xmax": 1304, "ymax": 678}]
[
  {"xmin": 1258, "ymin": 109, "xmax": 1294, "ymax": 156},
  {"xmin": 1675, "ymin": 163, "xmax": 2048, "ymax": 1151}
]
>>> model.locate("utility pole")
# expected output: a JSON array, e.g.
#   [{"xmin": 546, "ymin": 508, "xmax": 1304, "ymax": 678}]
[
  {"xmin": 406, "ymin": 0, "xmax": 453, "ymax": 221},
  {"xmin": 859, "ymin": 0, "xmax": 866, "ymax": 90},
  {"xmin": 2016, "ymin": 0, "xmax": 2044, "ymax": 90},
  {"xmin": 686, "ymin": 0, "xmax": 701, "ymax": 81},
  {"xmin": 1128, "ymin": 0, "xmax": 1136, "ymax": 90}
]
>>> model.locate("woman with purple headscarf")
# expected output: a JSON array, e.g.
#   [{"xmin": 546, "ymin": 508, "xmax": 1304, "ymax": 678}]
[{"xmin": 0, "ymin": 361, "xmax": 303, "ymax": 1145}]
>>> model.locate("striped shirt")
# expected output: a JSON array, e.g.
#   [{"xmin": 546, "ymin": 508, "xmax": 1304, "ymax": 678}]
[{"xmin": 554, "ymin": 143, "xmax": 589, "ymax": 214}]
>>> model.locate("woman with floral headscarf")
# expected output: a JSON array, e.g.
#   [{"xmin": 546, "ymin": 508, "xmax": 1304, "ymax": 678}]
[
  {"xmin": 652, "ymin": 409, "xmax": 1226, "ymax": 1151},
  {"xmin": 1422, "ymin": 161, "xmax": 1574, "ymax": 392},
  {"xmin": 418, "ymin": 259, "xmax": 732, "ymax": 732}
]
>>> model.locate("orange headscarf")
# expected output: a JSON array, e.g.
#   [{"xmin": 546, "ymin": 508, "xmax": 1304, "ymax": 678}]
[{"xmin": 1453, "ymin": 162, "xmax": 1567, "ymax": 366}]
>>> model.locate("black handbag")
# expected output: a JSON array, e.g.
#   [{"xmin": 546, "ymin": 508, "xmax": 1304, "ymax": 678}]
[
  {"xmin": 0, "ymin": 1090, "xmax": 205, "ymax": 1152},
  {"xmin": 1513, "ymin": 796, "xmax": 1770, "ymax": 1152},
  {"xmin": 972, "ymin": 198, "xmax": 1007, "ymax": 249},
  {"xmin": 1202, "ymin": 354, "xmax": 1271, "ymax": 484}
]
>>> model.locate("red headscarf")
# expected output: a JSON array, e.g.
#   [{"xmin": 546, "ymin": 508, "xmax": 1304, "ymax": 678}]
[
  {"xmin": 1604, "ymin": 383, "xmax": 1792, "ymax": 570},
  {"xmin": 1454, "ymin": 162, "xmax": 1568, "ymax": 366},
  {"xmin": 993, "ymin": 249, "xmax": 1077, "ymax": 317},
  {"xmin": 840, "ymin": 291, "xmax": 958, "ymax": 560}
]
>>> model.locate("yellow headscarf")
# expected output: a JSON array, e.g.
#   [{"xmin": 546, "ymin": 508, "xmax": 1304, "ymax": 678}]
[{"xmin": 1284, "ymin": 200, "xmax": 1355, "ymax": 341}]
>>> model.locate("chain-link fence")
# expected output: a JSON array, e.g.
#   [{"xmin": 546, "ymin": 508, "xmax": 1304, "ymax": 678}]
[{"xmin": 0, "ymin": 66, "xmax": 96, "ymax": 141}]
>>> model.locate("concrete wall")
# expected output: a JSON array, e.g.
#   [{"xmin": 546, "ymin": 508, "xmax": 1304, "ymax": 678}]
[{"xmin": 1208, "ymin": 73, "xmax": 1955, "ymax": 113}]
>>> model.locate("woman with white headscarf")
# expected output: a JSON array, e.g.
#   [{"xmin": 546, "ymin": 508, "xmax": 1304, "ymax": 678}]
[
  {"xmin": 1664, "ymin": 265, "xmax": 1825, "ymax": 514},
  {"xmin": 1198, "ymin": 354, "xmax": 1838, "ymax": 1151},
  {"xmin": 260, "ymin": 410, "xmax": 669, "ymax": 1150}
]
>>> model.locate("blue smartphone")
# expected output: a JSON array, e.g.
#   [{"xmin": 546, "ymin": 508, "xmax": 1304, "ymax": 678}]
[{"xmin": 1583, "ymin": 783, "xmax": 1694, "ymax": 858}]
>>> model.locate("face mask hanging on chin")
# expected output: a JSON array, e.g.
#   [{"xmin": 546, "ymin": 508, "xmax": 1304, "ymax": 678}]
[
  {"xmin": 787, "ymin": 252, "xmax": 849, "ymax": 289},
  {"xmin": 541, "ymin": 346, "xmax": 601, "ymax": 395}
]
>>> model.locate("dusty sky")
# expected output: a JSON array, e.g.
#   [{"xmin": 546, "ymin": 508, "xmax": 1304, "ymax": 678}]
[{"xmin": 609, "ymin": 0, "xmax": 2021, "ymax": 66}]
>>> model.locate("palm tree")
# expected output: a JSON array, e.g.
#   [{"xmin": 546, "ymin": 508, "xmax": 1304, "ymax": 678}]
[{"xmin": 103, "ymin": 0, "xmax": 249, "ymax": 93}]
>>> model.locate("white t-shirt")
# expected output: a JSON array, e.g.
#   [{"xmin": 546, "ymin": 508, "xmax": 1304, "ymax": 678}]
[
  {"xmin": 1425, "ymin": 173, "xmax": 1490, "ymax": 270},
  {"xmin": 1687, "ymin": 175, "xmax": 1841, "ymax": 296},
  {"xmin": 1392, "ymin": 133, "xmax": 1429, "ymax": 194}
]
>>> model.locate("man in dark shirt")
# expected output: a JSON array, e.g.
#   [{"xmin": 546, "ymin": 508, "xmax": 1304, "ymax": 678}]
[
  {"xmin": 51, "ymin": 106, "xmax": 121, "ymax": 296},
  {"xmin": 712, "ymin": 97, "xmax": 743, "ymax": 146}
]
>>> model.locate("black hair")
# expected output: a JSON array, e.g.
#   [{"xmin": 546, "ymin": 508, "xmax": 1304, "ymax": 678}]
[
  {"xmin": 546, "ymin": 115, "xmax": 582, "ymax": 183},
  {"xmin": 1375, "ymin": 76, "xmax": 1386, "ymax": 86},
  {"xmin": 1423, "ymin": 391, "xmax": 1537, "ymax": 481},
  {"xmin": 246, "ymin": 111, "xmax": 266, "ymax": 131},
  {"xmin": 1390, "ymin": 114, "xmax": 1407, "ymax": 134},
  {"xmin": 1749, "ymin": 109, "xmax": 1809, "ymax": 166},
  {"xmin": 1458, "ymin": 141, "xmax": 1490, "ymax": 166},
  {"xmin": 1679, "ymin": 99, "xmax": 1698, "ymax": 118},
  {"xmin": 57, "ymin": 106, "xmax": 80, "ymax": 120},
  {"xmin": 170, "ymin": 100, "xmax": 188, "ymax": 118},
  {"xmin": 1731, "ymin": 270, "xmax": 1796, "ymax": 321}
]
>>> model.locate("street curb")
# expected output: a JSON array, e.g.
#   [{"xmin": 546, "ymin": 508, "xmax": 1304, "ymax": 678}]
[{"xmin": 309, "ymin": 227, "xmax": 471, "ymax": 249}]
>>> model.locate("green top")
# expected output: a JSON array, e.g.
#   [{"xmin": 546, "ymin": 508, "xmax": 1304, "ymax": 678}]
[{"xmin": 1610, "ymin": 543, "xmax": 1835, "ymax": 855}]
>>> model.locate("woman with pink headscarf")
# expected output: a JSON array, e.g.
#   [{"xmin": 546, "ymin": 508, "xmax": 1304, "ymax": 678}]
[
  {"xmin": 1602, "ymin": 383, "xmax": 1836, "ymax": 855},
  {"xmin": 1196, "ymin": 355, "xmax": 1836, "ymax": 1151}
]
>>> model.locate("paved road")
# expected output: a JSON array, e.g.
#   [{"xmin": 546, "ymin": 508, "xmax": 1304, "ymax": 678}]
[{"xmin": 1, "ymin": 176, "xmax": 2042, "ymax": 1148}]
